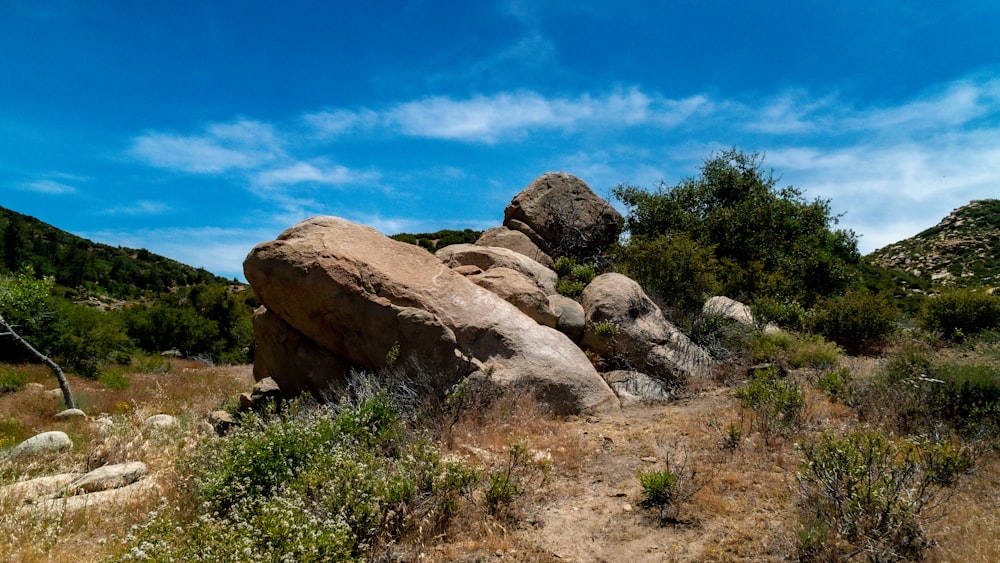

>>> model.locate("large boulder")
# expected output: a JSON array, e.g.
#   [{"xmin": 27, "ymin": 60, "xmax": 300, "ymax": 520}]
[
  {"xmin": 503, "ymin": 172, "xmax": 622, "ymax": 261},
  {"xmin": 436, "ymin": 244, "xmax": 558, "ymax": 295},
  {"xmin": 468, "ymin": 267, "xmax": 558, "ymax": 328},
  {"xmin": 581, "ymin": 273, "xmax": 713, "ymax": 387},
  {"xmin": 476, "ymin": 226, "xmax": 553, "ymax": 266},
  {"xmin": 244, "ymin": 216, "xmax": 618, "ymax": 414}
]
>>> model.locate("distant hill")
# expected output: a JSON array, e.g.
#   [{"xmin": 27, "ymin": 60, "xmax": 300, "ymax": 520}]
[
  {"xmin": 868, "ymin": 199, "xmax": 1000, "ymax": 288},
  {"xmin": 0, "ymin": 206, "xmax": 230, "ymax": 299},
  {"xmin": 390, "ymin": 228, "xmax": 482, "ymax": 252}
]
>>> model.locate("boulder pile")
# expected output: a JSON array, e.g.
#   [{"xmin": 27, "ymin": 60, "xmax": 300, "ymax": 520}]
[{"xmin": 244, "ymin": 172, "xmax": 715, "ymax": 414}]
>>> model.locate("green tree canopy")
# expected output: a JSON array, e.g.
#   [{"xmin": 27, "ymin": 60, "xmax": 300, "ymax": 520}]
[{"xmin": 612, "ymin": 149, "xmax": 861, "ymax": 312}]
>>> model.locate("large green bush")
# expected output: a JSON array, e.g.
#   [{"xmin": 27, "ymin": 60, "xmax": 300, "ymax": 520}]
[
  {"xmin": 921, "ymin": 288, "xmax": 1000, "ymax": 340},
  {"xmin": 806, "ymin": 290, "xmax": 897, "ymax": 355},
  {"xmin": 610, "ymin": 232, "xmax": 718, "ymax": 316},
  {"xmin": 612, "ymin": 148, "xmax": 861, "ymax": 310}
]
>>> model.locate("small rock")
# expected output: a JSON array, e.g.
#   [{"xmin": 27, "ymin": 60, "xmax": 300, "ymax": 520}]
[
  {"xmin": 46, "ymin": 388, "xmax": 64, "ymax": 399},
  {"xmin": 239, "ymin": 392, "xmax": 254, "ymax": 411},
  {"xmin": 623, "ymin": 503, "xmax": 633, "ymax": 512},
  {"xmin": 54, "ymin": 408, "xmax": 87, "ymax": 421},
  {"xmin": 207, "ymin": 410, "xmax": 235, "ymax": 435},
  {"xmin": 26, "ymin": 382, "xmax": 45, "ymax": 392},
  {"xmin": 142, "ymin": 414, "xmax": 179, "ymax": 430},
  {"xmin": 640, "ymin": 456, "xmax": 658, "ymax": 463},
  {"xmin": 9, "ymin": 431, "xmax": 73, "ymax": 458},
  {"xmin": 91, "ymin": 416, "xmax": 115, "ymax": 437},
  {"xmin": 69, "ymin": 461, "xmax": 148, "ymax": 494}
]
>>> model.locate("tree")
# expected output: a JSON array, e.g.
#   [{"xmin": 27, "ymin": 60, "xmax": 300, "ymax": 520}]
[
  {"xmin": 612, "ymin": 149, "xmax": 861, "ymax": 309},
  {"xmin": 0, "ymin": 273, "xmax": 74, "ymax": 408}
]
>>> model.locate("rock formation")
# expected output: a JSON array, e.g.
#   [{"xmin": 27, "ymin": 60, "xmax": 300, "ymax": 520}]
[
  {"xmin": 245, "ymin": 172, "xmax": 714, "ymax": 412},
  {"xmin": 503, "ymin": 172, "xmax": 623, "ymax": 261},
  {"xmin": 244, "ymin": 216, "xmax": 619, "ymax": 414}
]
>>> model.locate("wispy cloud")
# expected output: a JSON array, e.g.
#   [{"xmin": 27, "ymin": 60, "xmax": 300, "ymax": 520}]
[
  {"xmin": 129, "ymin": 118, "xmax": 283, "ymax": 173},
  {"xmin": 383, "ymin": 89, "xmax": 706, "ymax": 143},
  {"xmin": 18, "ymin": 179, "xmax": 78, "ymax": 194},
  {"xmin": 102, "ymin": 200, "xmax": 171, "ymax": 215},
  {"xmin": 253, "ymin": 160, "xmax": 380, "ymax": 188},
  {"xmin": 303, "ymin": 108, "xmax": 379, "ymax": 139}
]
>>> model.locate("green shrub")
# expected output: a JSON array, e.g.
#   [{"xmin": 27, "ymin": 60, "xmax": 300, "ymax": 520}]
[
  {"xmin": 636, "ymin": 445, "xmax": 709, "ymax": 524},
  {"xmin": 593, "ymin": 320, "xmax": 620, "ymax": 338},
  {"xmin": 751, "ymin": 296, "xmax": 806, "ymax": 331},
  {"xmin": 97, "ymin": 369, "xmax": 130, "ymax": 391},
  {"xmin": 638, "ymin": 468, "xmax": 677, "ymax": 510},
  {"xmin": 735, "ymin": 365, "xmax": 805, "ymax": 441},
  {"xmin": 921, "ymin": 288, "xmax": 1000, "ymax": 341},
  {"xmin": 815, "ymin": 367, "xmax": 850, "ymax": 401},
  {"xmin": 806, "ymin": 290, "xmax": 897, "ymax": 355},
  {"xmin": 749, "ymin": 331, "xmax": 842, "ymax": 369},
  {"xmin": 484, "ymin": 439, "xmax": 544, "ymax": 518},
  {"xmin": 610, "ymin": 232, "xmax": 719, "ymax": 316},
  {"xmin": 850, "ymin": 339, "xmax": 1000, "ymax": 440},
  {"xmin": 0, "ymin": 367, "xmax": 28, "ymax": 394},
  {"xmin": 796, "ymin": 430, "xmax": 972, "ymax": 561},
  {"xmin": 556, "ymin": 279, "xmax": 586, "ymax": 298},
  {"xmin": 552, "ymin": 256, "xmax": 599, "ymax": 298}
]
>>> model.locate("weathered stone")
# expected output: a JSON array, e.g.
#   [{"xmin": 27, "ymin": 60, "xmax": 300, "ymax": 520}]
[
  {"xmin": 142, "ymin": 414, "xmax": 178, "ymax": 430},
  {"xmin": 69, "ymin": 462, "xmax": 147, "ymax": 494},
  {"xmin": 252, "ymin": 307, "xmax": 354, "ymax": 401},
  {"xmin": 207, "ymin": 410, "xmax": 235, "ymax": 435},
  {"xmin": 582, "ymin": 273, "xmax": 713, "ymax": 385},
  {"xmin": 54, "ymin": 408, "xmax": 87, "ymax": 421},
  {"xmin": 548, "ymin": 294, "xmax": 586, "ymax": 342},
  {"xmin": 603, "ymin": 370, "xmax": 675, "ymax": 406},
  {"xmin": 244, "ymin": 216, "xmax": 618, "ymax": 414},
  {"xmin": 503, "ymin": 172, "xmax": 622, "ymax": 261},
  {"xmin": 469, "ymin": 267, "xmax": 558, "ymax": 327},
  {"xmin": 8, "ymin": 431, "xmax": 73, "ymax": 458},
  {"xmin": 703, "ymin": 296, "xmax": 755, "ymax": 326},
  {"xmin": 476, "ymin": 226, "xmax": 553, "ymax": 266},
  {"xmin": 1, "ymin": 473, "xmax": 82, "ymax": 502},
  {"xmin": 27, "ymin": 478, "xmax": 161, "ymax": 517},
  {"xmin": 451, "ymin": 264, "xmax": 483, "ymax": 276},
  {"xmin": 436, "ymin": 244, "xmax": 558, "ymax": 295}
]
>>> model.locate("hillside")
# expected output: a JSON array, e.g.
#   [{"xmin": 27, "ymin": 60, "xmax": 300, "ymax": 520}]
[
  {"xmin": 0, "ymin": 206, "xmax": 230, "ymax": 298},
  {"xmin": 868, "ymin": 199, "xmax": 1000, "ymax": 288}
]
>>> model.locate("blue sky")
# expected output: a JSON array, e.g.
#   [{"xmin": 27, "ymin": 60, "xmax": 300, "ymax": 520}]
[{"xmin": 2, "ymin": 1, "xmax": 999, "ymax": 281}]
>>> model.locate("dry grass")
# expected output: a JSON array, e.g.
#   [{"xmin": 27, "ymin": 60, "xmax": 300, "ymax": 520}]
[{"xmin": 0, "ymin": 361, "xmax": 253, "ymax": 563}]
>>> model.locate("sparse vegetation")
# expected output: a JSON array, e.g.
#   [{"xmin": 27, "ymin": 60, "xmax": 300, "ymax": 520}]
[
  {"xmin": 796, "ymin": 430, "xmax": 974, "ymax": 562},
  {"xmin": 552, "ymin": 256, "xmax": 598, "ymax": 298}
]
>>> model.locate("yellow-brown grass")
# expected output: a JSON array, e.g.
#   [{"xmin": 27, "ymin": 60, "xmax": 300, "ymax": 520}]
[{"xmin": 0, "ymin": 361, "xmax": 253, "ymax": 562}]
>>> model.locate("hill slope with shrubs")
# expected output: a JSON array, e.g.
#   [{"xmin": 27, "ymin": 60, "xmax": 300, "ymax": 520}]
[
  {"xmin": 869, "ymin": 198, "xmax": 1000, "ymax": 288},
  {"xmin": 0, "ymin": 208, "xmax": 257, "ymax": 375}
]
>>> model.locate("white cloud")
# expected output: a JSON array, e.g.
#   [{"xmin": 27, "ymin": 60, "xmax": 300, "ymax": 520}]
[
  {"xmin": 254, "ymin": 160, "xmax": 377, "ymax": 188},
  {"xmin": 102, "ymin": 200, "xmax": 171, "ymax": 215},
  {"xmin": 385, "ymin": 88, "xmax": 690, "ymax": 143},
  {"xmin": 844, "ymin": 78, "xmax": 1000, "ymax": 133},
  {"xmin": 303, "ymin": 108, "xmax": 379, "ymax": 138},
  {"xmin": 19, "ymin": 179, "xmax": 77, "ymax": 194},
  {"xmin": 129, "ymin": 118, "xmax": 282, "ymax": 173}
]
